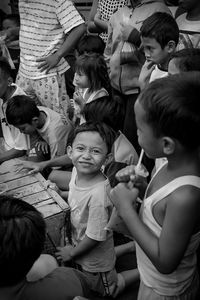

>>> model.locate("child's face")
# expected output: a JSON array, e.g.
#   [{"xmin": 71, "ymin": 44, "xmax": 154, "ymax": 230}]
[
  {"xmin": 168, "ymin": 58, "xmax": 180, "ymax": 75},
  {"xmin": 15, "ymin": 123, "xmax": 36, "ymax": 135},
  {"xmin": 2, "ymin": 19, "xmax": 16, "ymax": 30},
  {"xmin": 134, "ymin": 100, "xmax": 162, "ymax": 159},
  {"xmin": 68, "ymin": 131, "xmax": 109, "ymax": 176},
  {"xmin": 141, "ymin": 37, "xmax": 170, "ymax": 65},
  {"xmin": 73, "ymin": 71, "xmax": 89, "ymax": 89},
  {"xmin": 179, "ymin": 0, "xmax": 200, "ymax": 11}
]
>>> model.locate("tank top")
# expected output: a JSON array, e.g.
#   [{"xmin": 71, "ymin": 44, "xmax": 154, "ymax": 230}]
[{"xmin": 136, "ymin": 164, "xmax": 200, "ymax": 296}]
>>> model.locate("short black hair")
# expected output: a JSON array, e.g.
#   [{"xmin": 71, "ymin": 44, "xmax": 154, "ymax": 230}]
[
  {"xmin": 140, "ymin": 12, "xmax": 179, "ymax": 49},
  {"xmin": 138, "ymin": 72, "xmax": 200, "ymax": 150},
  {"xmin": 82, "ymin": 95, "xmax": 124, "ymax": 131},
  {"xmin": 75, "ymin": 53, "xmax": 111, "ymax": 93},
  {"xmin": 71, "ymin": 121, "xmax": 116, "ymax": 154},
  {"xmin": 6, "ymin": 95, "xmax": 40, "ymax": 126},
  {"xmin": 0, "ymin": 195, "xmax": 46, "ymax": 286},
  {"xmin": 0, "ymin": 56, "xmax": 12, "ymax": 77},
  {"xmin": 76, "ymin": 34, "xmax": 105, "ymax": 55},
  {"xmin": 170, "ymin": 48, "xmax": 200, "ymax": 72}
]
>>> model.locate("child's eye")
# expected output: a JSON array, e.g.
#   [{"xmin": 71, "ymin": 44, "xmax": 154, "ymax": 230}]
[
  {"xmin": 76, "ymin": 146, "xmax": 84, "ymax": 151},
  {"xmin": 92, "ymin": 149, "xmax": 101, "ymax": 154}
]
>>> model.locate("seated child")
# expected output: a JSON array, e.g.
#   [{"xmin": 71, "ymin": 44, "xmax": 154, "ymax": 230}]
[
  {"xmin": 111, "ymin": 72, "xmax": 200, "ymax": 299},
  {"xmin": 139, "ymin": 12, "xmax": 179, "ymax": 90},
  {"xmin": 6, "ymin": 95, "xmax": 73, "ymax": 159},
  {"xmin": 55, "ymin": 122, "xmax": 120, "ymax": 297},
  {"xmin": 0, "ymin": 57, "xmax": 38, "ymax": 164},
  {"xmin": 0, "ymin": 194, "xmax": 91, "ymax": 299}
]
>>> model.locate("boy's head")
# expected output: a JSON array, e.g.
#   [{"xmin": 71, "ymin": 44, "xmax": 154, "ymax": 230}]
[
  {"xmin": 178, "ymin": 0, "xmax": 200, "ymax": 12},
  {"xmin": 0, "ymin": 195, "xmax": 46, "ymax": 286},
  {"xmin": 135, "ymin": 72, "xmax": 200, "ymax": 158},
  {"xmin": 67, "ymin": 122, "xmax": 116, "ymax": 174},
  {"xmin": 0, "ymin": 56, "xmax": 13, "ymax": 98},
  {"xmin": 140, "ymin": 12, "xmax": 179, "ymax": 65},
  {"xmin": 76, "ymin": 34, "xmax": 105, "ymax": 56},
  {"xmin": 2, "ymin": 14, "xmax": 20, "ymax": 30},
  {"xmin": 82, "ymin": 95, "xmax": 125, "ymax": 132},
  {"xmin": 168, "ymin": 48, "xmax": 200, "ymax": 75},
  {"xmin": 6, "ymin": 95, "xmax": 40, "ymax": 134}
]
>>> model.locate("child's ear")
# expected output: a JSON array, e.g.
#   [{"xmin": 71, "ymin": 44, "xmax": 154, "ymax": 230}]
[
  {"xmin": 31, "ymin": 117, "xmax": 39, "ymax": 128},
  {"xmin": 7, "ymin": 76, "xmax": 13, "ymax": 86},
  {"xmin": 67, "ymin": 145, "xmax": 73, "ymax": 159},
  {"xmin": 162, "ymin": 137, "xmax": 175, "ymax": 155},
  {"xmin": 105, "ymin": 153, "xmax": 113, "ymax": 166},
  {"xmin": 166, "ymin": 40, "xmax": 176, "ymax": 54}
]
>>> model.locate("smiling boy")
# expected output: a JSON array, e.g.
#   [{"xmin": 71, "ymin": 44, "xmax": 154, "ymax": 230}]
[{"xmin": 56, "ymin": 122, "xmax": 120, "ymax": 297}]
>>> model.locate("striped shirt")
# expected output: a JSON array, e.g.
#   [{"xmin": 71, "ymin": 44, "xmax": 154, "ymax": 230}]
[{"xmin": 18, "ymin": 0, "xmax": 84, "ymax": 79}]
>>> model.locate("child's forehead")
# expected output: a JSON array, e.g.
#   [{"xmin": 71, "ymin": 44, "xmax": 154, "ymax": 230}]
[{"xmin": 73, "ymin": 131, "xmax": 106, "ymax": 145}]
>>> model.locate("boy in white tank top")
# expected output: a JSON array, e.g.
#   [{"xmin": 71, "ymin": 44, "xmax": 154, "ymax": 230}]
[{"xmin": 110, "ymin": 72, "xmax": 200, "ymax": 299}]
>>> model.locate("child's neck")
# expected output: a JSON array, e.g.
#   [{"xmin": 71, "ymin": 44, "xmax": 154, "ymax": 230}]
[
  {"xmin": 3, "ymin": 85, "xmax": 16, "ymax": 102},
  {"xmin": 158, "ymin": 56, "xmax": 171, "ymax": 71},
  {"xmin": 166, "ymin": 150, "xmax": 200, "ymax": 178},
  {"xmin": 186, "ymin": 6, "xmax": 200, "ymax": 21},
  {"xmin": 76, "ymin": 170, "xmax": 106, "ymax": 187}
]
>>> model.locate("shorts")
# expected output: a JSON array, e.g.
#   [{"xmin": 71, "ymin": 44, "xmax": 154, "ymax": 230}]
[{"xmin": 81, "ymin": 268, "xmax": 118, "ymax": 297}]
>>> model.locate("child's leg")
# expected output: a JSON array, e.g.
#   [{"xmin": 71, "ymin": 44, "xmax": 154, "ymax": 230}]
[
  {"xmin": 26, "ymin": 254, "xmax": 58, "ymax": 282},
  {"xmin": 114, "ymin": 269, "xmax": 140, "ymax": 297},
  {"xmin": 48, "ymin": 170, "xmax": 72, "ymax": 191}
]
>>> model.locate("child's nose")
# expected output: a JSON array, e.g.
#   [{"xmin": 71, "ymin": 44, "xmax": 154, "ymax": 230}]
[{"xmin": 82, "ymin": 150, "xmax": 91, "ymax": 159}]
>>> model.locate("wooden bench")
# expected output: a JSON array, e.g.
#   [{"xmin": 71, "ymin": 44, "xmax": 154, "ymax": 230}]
[{"xmin": 0, "ymin": 159, "xmax": 70, "ymax": 255}]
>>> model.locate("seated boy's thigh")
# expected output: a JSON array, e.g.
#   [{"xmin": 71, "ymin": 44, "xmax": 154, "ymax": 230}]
[{"xmin": 82, "ymin": 268, "xmax": 118, "ymax": 297}]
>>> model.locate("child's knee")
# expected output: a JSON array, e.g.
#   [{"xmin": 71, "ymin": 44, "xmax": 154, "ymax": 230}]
[{"xmin": 26, "ymin": 254, "xmax": 58, "ymax": 282}]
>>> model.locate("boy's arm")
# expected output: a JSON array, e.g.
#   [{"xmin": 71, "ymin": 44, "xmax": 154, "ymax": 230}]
[
  {"xmin": 111, "ymin": 183, "xmax": 200, "ymax": 274},
  {"xmin": 87, "ymin": 0, "xmax": 102, "ymax": 34},
  {"xmin": 71, "ymin": 235, "xmax": 100, "ymax": 259},
  {"xmin": 0, "ymin": 148, "xmax": 25, "ymax": 164},
  {"xmin": 104, "ymin": 19, "xmax": 114, "ymax": 72}
]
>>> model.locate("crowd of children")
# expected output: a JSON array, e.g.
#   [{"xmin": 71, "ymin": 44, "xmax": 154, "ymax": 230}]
[{"xmin": 1, "ymin": 0, "xmax": 200, "ymax": 299}]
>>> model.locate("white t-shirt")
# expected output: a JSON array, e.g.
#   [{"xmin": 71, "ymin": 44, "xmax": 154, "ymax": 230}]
[
  {"xmin": 37, "ymin": 106, "xmax": 72, "ymax": 158},
  {"xmin": 68, "ymin": 167, "xmax": 116, "ymax": 273},
  {"xmin": 149, "ymin": 65, "xmax": 168, "ymax": 83}
]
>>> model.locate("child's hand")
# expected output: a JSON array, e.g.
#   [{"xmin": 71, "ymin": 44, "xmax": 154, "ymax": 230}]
[
  {"xmin": 73, "ymin": 91, "xmax": 84, "ymax": 110},
  {"xmin": 35, "ymin": 141, "xmax": 49, "ymax": 155},
  {"xmin": 110, "ymin": 182, "xmax": 139, "ymax": 216},
  {"xmin": 139, "ymin": 60, "xmax": 155, "ymax": 90},
  {"xmin": 116, "ymin": 165, "xmax": 147, "ymax": 197},
  {"xmin": 15, "ymin": 160, "xmax": 46, "ymax": 174},
  {"xmin": 55, "ymin": 245, "xmax": 74, "ymax": 262},
  {"xmin": 36, "ymin": 52, "xmax": 61, "ymax": 73},
  {"xmin": 94, "ymin": 10, "xmax": 101, "ymax": 23}
]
